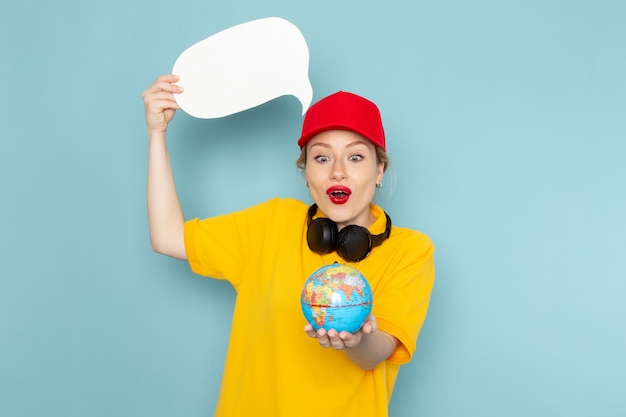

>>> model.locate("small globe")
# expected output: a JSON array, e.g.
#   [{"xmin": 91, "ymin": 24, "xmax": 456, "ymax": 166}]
[{"xmin": 300, "ymin": 263, "xmax": 373, "ymax": 333}]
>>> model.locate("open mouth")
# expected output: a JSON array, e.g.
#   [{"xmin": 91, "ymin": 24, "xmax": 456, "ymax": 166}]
[
  {"xmin": 327, "ymin": 186, "xmax": 351, "ymax": 204},
  {"xmin": 330, "ymin": 190, "xmax": 349, "ymax": 198}
]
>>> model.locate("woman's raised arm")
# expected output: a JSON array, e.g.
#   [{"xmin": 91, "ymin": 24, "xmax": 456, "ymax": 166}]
[{"xmin": 143, "ymin": 74, "xmax": 187, "ymax": 260}]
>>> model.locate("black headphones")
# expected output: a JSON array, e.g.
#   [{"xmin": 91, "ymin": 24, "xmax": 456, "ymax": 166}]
[{"xmin": 306, "ymin": 204, "xmax": 392, "ymax": 262}]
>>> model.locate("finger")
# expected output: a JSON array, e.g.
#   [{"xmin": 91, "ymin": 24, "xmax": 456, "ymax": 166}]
[
  {"xmin": 159, "ymin": 83, "xmax": 183, "ymax": 94},
  {"xmin": 145, "ymin": 96, "xmax": 181, "ymax": 115},
  {"xmin": 327, "ymin": 330, "xmax": 346, "ymax": 350},
  {"xmin": 154, "ymin": 73, "xmax": 181, "ymax": 86},
  {"xmin": 339, "ymin": 331, "xmax": 361, "ymax": 348},
  {"xmin": 303, "ymin": 324, "xmax": 318, "ymax": 338},
  {"xmin": 143, "ymin": 75, "xmax": 183, "ymax": 96},
  {"xmin": 361, "ymin": 322, "xmax": 373, "ymax": 334},
  {"xmin": 362, "ymin": 314, "xmax": 377, "ymax": 334},
  {"xmin": 144, "ymin": 88, "xmax": 183, "ymax": 105},
  {"xmin": 316, "ymin": 329, "xmax": 331, "ymax": 348},
  {"xmin": 147, "ymin": 93, "xmax": 181, "ymax": 108}
]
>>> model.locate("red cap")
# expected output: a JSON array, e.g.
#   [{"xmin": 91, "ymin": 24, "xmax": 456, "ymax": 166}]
[{"xmin": 297, "ymin": 91, "xmax": 386, "ymax": 151}]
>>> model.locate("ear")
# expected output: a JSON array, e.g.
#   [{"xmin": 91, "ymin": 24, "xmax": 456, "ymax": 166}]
[{"xmin": 376, "ymin": 162, "xmax": 385, "ymax": 184}]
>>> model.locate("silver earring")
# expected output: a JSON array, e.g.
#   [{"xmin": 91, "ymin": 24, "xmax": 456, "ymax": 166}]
[{"xmin": 376, "ymin": 182, "xmax": 382, "ymax": 189}]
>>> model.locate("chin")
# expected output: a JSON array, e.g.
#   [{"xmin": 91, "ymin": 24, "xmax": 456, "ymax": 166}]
[{"xmin": 325, "ymin": 206, "xmax": 355, "ymax": 225}]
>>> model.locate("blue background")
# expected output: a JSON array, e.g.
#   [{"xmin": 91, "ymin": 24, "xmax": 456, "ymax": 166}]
[{"xmin": 1, "ymin": 1, "xmax": 625, "ymax": 416}]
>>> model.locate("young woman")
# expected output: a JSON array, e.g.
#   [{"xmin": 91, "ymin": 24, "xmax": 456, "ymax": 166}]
[{"xmin": 143, "ymin": 74, "xmax": 435, "ymax": 417}]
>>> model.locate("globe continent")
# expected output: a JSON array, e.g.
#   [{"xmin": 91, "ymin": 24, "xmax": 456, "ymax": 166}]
[{"xmin": 300, "ymin": 263, "xmax": 373, "ymax": 333}]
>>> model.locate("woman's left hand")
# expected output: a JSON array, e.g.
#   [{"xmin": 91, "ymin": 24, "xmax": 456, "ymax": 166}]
[{"xmin": 304, "ymin": 313, "xmax": 377, "ymax": 350}]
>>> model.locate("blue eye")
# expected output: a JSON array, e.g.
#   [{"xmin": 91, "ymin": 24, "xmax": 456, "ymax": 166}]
[
  {"xmin": 349, "ymin": 155, "xmax": 364, "ymax": 162},
  {"xmin": 314, "ymin": 155, "xmax": 329, "ymax": 163}
]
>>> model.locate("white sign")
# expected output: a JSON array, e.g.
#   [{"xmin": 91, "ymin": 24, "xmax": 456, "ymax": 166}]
[{"xmin": 172, "ymin": 17, "xmax": 313, "ymax": 119}]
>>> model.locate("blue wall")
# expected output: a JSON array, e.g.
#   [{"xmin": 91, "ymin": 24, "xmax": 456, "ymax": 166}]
[{"xmin": 1, "ymin": 1, "xmax": 625, "ymax": 416}]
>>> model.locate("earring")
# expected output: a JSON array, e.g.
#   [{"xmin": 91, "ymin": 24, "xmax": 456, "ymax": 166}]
[
  {"xmin": 305, "ymin": 181, "xmax": 309, "ymax": 189},
  {"xmin": 376, "ymin": 181, "xmax": 382, "ymax": 189}
]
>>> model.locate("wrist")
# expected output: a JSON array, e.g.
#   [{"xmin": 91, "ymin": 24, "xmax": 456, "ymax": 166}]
[{"xmin": 147, "ymin": 129, "xmax": 167, "ymax": 143}]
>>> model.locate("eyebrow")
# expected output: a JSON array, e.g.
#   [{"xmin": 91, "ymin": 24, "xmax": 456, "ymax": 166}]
[{"xmin": 309, "ymin": 140, "xmax": 370, "ymax": 150}]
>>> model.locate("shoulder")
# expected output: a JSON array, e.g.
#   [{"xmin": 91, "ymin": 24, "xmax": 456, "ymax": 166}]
[
  {"xmin": 228, "ymin": 197, "xmax": 308, "ymax": 214},
  {"xmin": 387, "ymin": 224, "xmax": 435, "ymax": 259},
  {"xmin": 234, "ymin": 198, "xmax": 309, "ymax": 227},
  {"xmin": 258, "ymin": 197, "xmax": 309, "ymax": 215},
  {"xmin": 391, "ymin": 225, "xmax": 433, "ymax": 247},
  {"xmin": 269, "ymin": 197, "xmax": 309, "ymax": 210},
  {"xmin": 188, "ymin": 198, "xmax": 309, "ymax": 227}
]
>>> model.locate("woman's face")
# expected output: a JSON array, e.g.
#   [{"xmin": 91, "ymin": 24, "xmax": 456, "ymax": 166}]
[{"xmin": 305, "ymin": 130, "xmax": 384, "ymax": 230}]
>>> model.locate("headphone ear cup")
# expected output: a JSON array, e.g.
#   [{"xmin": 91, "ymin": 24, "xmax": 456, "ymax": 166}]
[
  {"xmin": 336, "ymin": 225, "xmax": 373, "ymax": 262},
  {"xmin": 307, "ymin": 218, "xmax": 338, "ymax": 254}
]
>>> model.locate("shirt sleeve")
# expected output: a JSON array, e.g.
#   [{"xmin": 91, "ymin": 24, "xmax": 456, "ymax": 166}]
[
  {"xmin": 184, "ymin": 200, "xmax": 273, "ymax": 287},
  {"xmin": 373, "ymin": 229, "xmax": 435, "ymax": 364}
]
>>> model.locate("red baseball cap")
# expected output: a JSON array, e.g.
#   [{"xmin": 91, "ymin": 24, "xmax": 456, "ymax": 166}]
[{"xmin": 297, "ymin": 91, "xmax": 386, "ymax": 151}]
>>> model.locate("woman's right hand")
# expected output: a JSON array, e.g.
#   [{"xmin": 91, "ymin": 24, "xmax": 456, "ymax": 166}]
[
  {"xmin": 144, "ymin": 74, "xmax": 187, "ymax": 260},
  {"xmin": 142, "ymin": 74, "xmax": 183, "ymax": 136}
]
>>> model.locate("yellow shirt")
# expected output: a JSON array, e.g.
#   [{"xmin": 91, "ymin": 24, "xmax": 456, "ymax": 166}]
[{"xmin": 184, "ymin": 198, "xmax": 435, "ymax": 417}]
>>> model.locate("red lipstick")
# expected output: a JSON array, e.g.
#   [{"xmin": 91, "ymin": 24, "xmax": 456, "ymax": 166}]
[{"xmin": 326, "ymin": 186, "xmax": 351, "ymax": 204}]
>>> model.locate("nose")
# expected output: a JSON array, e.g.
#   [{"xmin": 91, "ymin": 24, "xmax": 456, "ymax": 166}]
[{"xmin": 330, "ymin": 159, "xmax": 347, "ymax": 181}]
